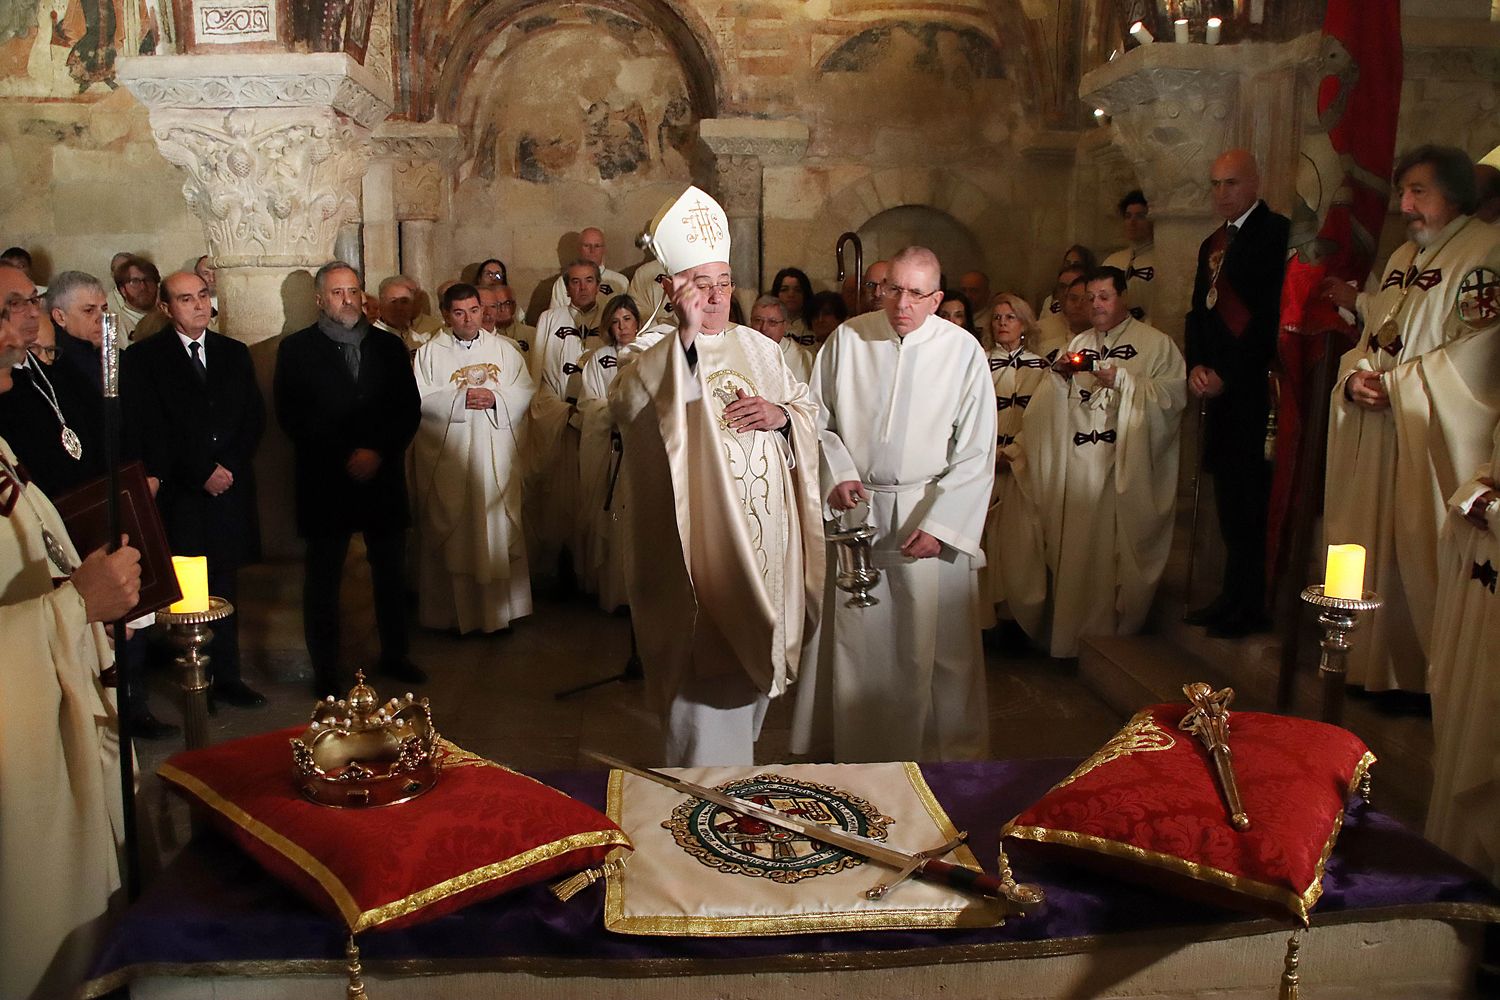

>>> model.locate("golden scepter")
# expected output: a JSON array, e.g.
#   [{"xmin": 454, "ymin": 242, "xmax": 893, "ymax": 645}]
[{"xmin": 1179, "ymin": 682, "xmax": 1250, "ymax": 830}]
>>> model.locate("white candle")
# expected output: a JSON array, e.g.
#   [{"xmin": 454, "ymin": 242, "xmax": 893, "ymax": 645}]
[
  {"xmin": 1174, "ymin": 18, "xmax": 1190, "ymax": 43},
  {"xmin": 1129, "ymin": 20, "xmax": 1155, "ymax": 44},
  {"xmin": 1323, "ymin": 544, "xmax": 1366, "ymax": 600},
  {"xmin": 1206, "ymin": 17, "xmax": 1223, "ymax": 45}
]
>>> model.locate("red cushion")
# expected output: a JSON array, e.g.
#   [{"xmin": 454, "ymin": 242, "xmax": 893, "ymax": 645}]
[
  {"xmin": 1002, "ymin": 704, "xmax": 1374, "ymax": 922},
  {"xmin": 159, "ymin": 728, "xmax": 629, "ymax": 932}
]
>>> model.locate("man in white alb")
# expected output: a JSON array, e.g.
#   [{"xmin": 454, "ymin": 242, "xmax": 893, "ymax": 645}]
[
  {"xmin": 412, "ymin": 283, "xmax": 536, "ymax": 634},
  {"xmin": 749, "ymin": 295, "xmax": 813, "ymax": 383},
  {"xmin": 1320, "ymin": 144, "xmax": 1500, "ymax": 692},
  {"xmin": 548, "ymin": 227, "xmax": 628, "ymax": 310},
  {"xmin": 791, "ymin": 246, "xmax": 997, "ymax": 763},
  {"xmin": 608, "ymin": 186, "xmax": 823, "ymax": 767},
  {"xmin": 1026, "ymin": 266, "xmax": 1186, "ymax": 658},
  {"xmin": 1102, "ymin": 190, "xmax": 1159, "ymax": 323}
]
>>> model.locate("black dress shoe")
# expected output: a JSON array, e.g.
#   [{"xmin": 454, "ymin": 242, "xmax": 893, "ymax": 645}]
[
  {"xmin": 1183, "ymin": 599, "xmax": 1230, "ymax": 627},
  {"xmin": 127, "ymin": 711, "xmax": 181, "ymax": 741},
  {"xmin": 378, "ymin": 658, "xmax": 428, "ymax": 684},
  {"xmin": 213, "ymin": 679, "xmax": 267, "ymax": 708},
  {"xmin": 1207, "ymin": 613, "xmax": 1272, "ymax": 639}
]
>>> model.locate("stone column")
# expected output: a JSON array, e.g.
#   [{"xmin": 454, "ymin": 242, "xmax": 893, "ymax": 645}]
[
  {"xmin": 699, "ymin": 118, "xmax": 810, "ymax": 294},
  {"xmin": 366, "ymin": 121, "xmax": 464, "ymax": 292},
  {"xmin": 117, "ymin": 52, "xmax": 393, "ymax": 346},
  {"xmin": 117, "ymin": 52, "xmax": 393, "ymax": 561}
]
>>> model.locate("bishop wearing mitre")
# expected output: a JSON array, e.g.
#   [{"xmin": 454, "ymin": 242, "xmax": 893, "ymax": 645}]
[
  {"xmin": 412, "ymin": 282, "xmax": 536, "ymax": 634},
  {"xmin": 1026, "ymin": 266, "xmax": 1186, "ymax": 658},
  {"xmin": 608, "ymin": 186, "xmax": 824, "ymax": 767}
]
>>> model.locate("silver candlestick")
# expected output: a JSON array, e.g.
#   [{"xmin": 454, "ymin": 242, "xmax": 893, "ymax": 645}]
[
  {"xmin": 156, "ymin": 597, "xmax": 235, "ymax": 749},
  {"xmin": 1300, "ymin": 585, "xmax": 1382, "ymax": 726}
]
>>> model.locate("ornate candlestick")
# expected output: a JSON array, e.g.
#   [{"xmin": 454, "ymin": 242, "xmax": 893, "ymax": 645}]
[
  {"xmin": 155, "ymin": 597, "xmax": 235, "ymax": 749},
  {"xmin": 1299, "ymin": 585, "xmax": 1382, "ymax": 726}
]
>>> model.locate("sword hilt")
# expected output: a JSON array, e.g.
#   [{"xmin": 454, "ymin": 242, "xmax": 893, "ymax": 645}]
[{"xmin": 919, "ymin": 860, "xmax": 1043, "ymax": 911}]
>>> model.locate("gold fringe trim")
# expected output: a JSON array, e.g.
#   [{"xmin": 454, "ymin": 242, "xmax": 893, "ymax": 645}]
[
  {"xmin": 158, "ymin": 761, "xmax": 632, "ymax": 932},
  {"xmin": 551, "ymin": 857, "xmax": 629, "ymax": 902},
  {"xmin": 1001, "ymin": 751, "xmax": 1378, "ymax": 925}
]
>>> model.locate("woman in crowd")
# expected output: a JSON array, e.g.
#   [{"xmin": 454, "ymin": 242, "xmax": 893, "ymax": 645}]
[
  {"xmin": 576, "ymin": 294, "xmax": 639, "ymax": 612},
  {"xmin": 808, "ymin": 290, "xmax": 848, "ymax": 350},
  {"xmin": 771, "ymin": 267, "xmax": 815, "ymax": 346},
  {"xmin": 938, "ymin": 290, "xmax": 980, "ymax": 346},
  {"xmin": 982, "ymin": 292, "xmax": 1049, "ymax": 648}
]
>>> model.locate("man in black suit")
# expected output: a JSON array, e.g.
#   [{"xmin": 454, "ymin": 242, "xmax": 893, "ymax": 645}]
[
  {"xmin": 1183, "ymin": 149, "xmax": 1291, "ymax": 637},
  {"xmin": 275, "ymin": 261, "xmax": 423, "ymax": 697},
  {"xmin": 123, "ymin": 270, "xmax": 266, "ymax": 708}
]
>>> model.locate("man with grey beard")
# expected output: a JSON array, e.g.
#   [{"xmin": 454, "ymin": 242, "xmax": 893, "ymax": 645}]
[
  {"xmin": 1321, "ymin": 145, "xmax": 1500, "ymax": 694},
  {"xmin": 275, "ymin": 261, "xmax": 423, "ymax": 698}
]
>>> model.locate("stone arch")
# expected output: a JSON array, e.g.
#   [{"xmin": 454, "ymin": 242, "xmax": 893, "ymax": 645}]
[
  {"xmin": 806, "ymin": 168, "xmax": 1002, "ymax": 282},
  {"xmin": 420, "ymin": 0, "xmax": 721, "ymax": 126}
]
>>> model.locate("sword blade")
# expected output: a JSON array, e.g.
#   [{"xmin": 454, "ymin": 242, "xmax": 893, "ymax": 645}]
[{"xmin": 587, "ymin": 751, "xmax": 914, "ymax": 870}]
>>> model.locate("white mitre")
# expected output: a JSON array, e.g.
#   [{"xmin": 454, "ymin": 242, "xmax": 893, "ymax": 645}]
[{"xmin": 640, "ymin": 185, "xmax": 731, "ymax": 275}]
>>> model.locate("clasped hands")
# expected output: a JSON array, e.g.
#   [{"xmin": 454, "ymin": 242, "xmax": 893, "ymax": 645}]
[
  {"xmin": 1464, "ymin": 477, "xmax": 1498, "ymax": 530},
  {"xmin": 1188, "ymin": 365, "xmax": 1224, "ymax": 398},
  {"xmin": 1345, "ymin": 370, "xmax": 1390, "ymax": 411},
  {"xmin": 827, "ymin": 480, "xmax": 941, "ymax": 559},
  {"xmin": 465, "ymin": 387, "xmax": 497, "ymax": 410}
]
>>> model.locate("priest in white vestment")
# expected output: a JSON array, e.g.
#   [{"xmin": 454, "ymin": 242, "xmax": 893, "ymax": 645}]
[
  {"xmin": 528, "ymin": 260, "xmax": 607, "ymax": 588},
  {"xmin": 0, "ymin": 276, "xmax": 141, "ymax": 1000},
  {"xmin": 1426, "ymin": 425, "xmax": 1500, "ymax": 884},
  {"xmin": 628, "ymin": 258, "xmax": 675, "ymax": 329},
  {"xmin": 577, "ymin": 294, "xmax": 641, "ymax": 613},
  {"xmin": 1321, "ymin": 145, "xmax": 1500, "ymax": 692},
  {"xmin": 609, "ymin": 187, "xmax": 823, "ymax": 767},
  {"xmin": 1026, "ymin": 266, "xmax": 1186, "ymax": 659},
  {"xmin": 791, "ymin": 246, "xmax": 997, "ymax": 763},
  {"xmin": 412, "ymin": 283, "xmax": 536, "ymax": 634},
  {"xmin": 1102, "ymin": 190, "xmax": 1160, "ymax": 325},
  {"xmin": 548, "ymin": 227, "xmax": 628, "ymax": 310},
  {"xmin": 1034, "ymin": 268, "xmax": 1089, "ymax": 361},
  {"xmin": 479, "ymin": 280, "xmax": 537, "ymax": 373},
  {"xmin": 980, "ymin": 293, "xmax": 1050, "ymax": 641},
  {"xmin": 749, "ymin": 294, "xmax": 813, "ymax": 383}
]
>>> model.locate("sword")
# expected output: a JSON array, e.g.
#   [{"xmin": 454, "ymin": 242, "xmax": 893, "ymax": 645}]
[{"xmin": 586, "ymin": 751, "xmax": 1044, "ymax": 912}]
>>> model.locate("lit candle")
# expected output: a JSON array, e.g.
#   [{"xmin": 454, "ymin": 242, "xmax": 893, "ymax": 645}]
[
  {"xmin": 1174, "ymin": 18, "xmax": 1190, "ymax": 43},
  {"xmin": 1129, "ymin": 20, "xmax": 1155, "ymax": 44},
  {"xmin": 1206, "ymin": 16, "xmax": 1223, "ymax": 45},
  {"xmin": 1323, "ymin": 544, "xmax": 1366, "ymax": 600},
  {"xmin": 171, "ymin": 555, "xmax": 210, "ymax": 613}
]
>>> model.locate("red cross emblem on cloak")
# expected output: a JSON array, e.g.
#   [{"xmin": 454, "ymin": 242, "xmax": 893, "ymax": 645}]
[{"xmin": 1457, "ymin": 267, "xmax": 1500, "ymax": 330}]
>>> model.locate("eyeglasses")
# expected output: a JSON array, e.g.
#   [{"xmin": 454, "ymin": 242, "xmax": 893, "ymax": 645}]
[
  {"xmin": 880, "ymin": 282, "xmax": 938, "ymax": 303},
  {"xmin": 3, "ymin": 294, "xmax": 42, "ymax": 310},
  {"xmin": 691, "ymin": 279, "xmax": 734, "ymax": 295},
  {"xmin": 28, "ymin": 345, "xmax": 57, "ymax": 361},
  {"xmin": 122, "ymin": 276, "xmax": 157, "ymax": 287}
]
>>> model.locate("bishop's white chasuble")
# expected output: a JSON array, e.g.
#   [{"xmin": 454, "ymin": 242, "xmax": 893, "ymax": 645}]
[
  {"xmin": 412, "ymin": 332, "xmax": 536, "ymax": 633},
  {"xmin": 1324, "ymin": 215, "xmax": 1500, "ymax": 691},
  {"xmin": 1026, "ymin": 318, "xmax": 1186, "ymax": 658},
  {"xmin": 0, "ymin": 436, "xmax": 124, "ymax": 1000},
  {"xmin": 609, "ymin": 325, "xmax": 823, "ymax": 766},
  {"xmin": 791, "ymin": 312, "xmax": 996, "ymax": 764},
  {"xmin": 1426, "ymin": 422, "xmax": 1500, "ymax": 885},
  {"xmin": 980, "ymin": 343, "xmax": 1050, "ymax": 638}
]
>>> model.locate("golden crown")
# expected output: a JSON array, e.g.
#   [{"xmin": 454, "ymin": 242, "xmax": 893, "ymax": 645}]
[{"xmin": 290, "ymin": 671, "xmax": 439, "ymax": 808}]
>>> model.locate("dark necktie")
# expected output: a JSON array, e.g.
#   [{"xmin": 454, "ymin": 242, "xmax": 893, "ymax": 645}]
[
  {"xmin": 189, "ymin": 341, "xmax": 207, "ymax": 383},
  {"xmin": 1226, "ymin": 223, "xmax": 1239, "ymax": 241}
]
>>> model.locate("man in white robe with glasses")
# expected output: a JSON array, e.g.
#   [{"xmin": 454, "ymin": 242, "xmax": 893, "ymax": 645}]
[
  {"xmin": 792, "ymin": 246, "xmax": 996, "ymax": 763},
  {"xmin": 609, "ymin": 186, "xmax": 823, "ymax": 767}
]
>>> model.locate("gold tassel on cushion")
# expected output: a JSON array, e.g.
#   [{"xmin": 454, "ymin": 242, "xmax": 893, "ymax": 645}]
[
  {"xmin": 346, "ymin": 935, "xmax": 368, "ymax": 1000},
  {"xmin": 550, "ymin": 857, "xmax": 629, "ymax": 902},
  {"xmin": 1278, "ymin": 930, "xmax": 1302, "ymax": 1000}
]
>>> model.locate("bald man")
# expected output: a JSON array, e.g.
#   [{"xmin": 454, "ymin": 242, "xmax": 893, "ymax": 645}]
[
  {"xmin": 959, "ymin": 270, "xmax": 993, "ymax": 334},
  {"xmin": 548, "ymin": 227, "xmax": 628, "ymax": 310},
  {"xmin": 1182, "ymin": 150, "xmax": 1289, "ymax": 637},
  {"xmin": 858, "ymin": 260, "xmax": 890, "ymax": 314}
]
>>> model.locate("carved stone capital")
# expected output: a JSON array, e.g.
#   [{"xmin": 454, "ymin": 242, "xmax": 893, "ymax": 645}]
[
  {"xmin": 118, "ymin": 52, "xmax": 393, "ymax": 129},
  {"xmin": 1399, "ymin": 25, "xmax": 1500, "ymax": 158},
  {"xmin": 1083, "ymin": 52, "xmax": 1239, "ymax": 214},
  {"xmin": 116, "ymin": 53, "xmax": 392, "ymax": 267},
  {"xmin": 698, "ymin": 117, "xmax": 809, "ymax": 166},
  {"xmin": 371, "ymin": 121, "xmax": 464, "ymax": 168},
  {"xmin": 713, "ymin": 154, "xmax": 763, "ymax": 216}
]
